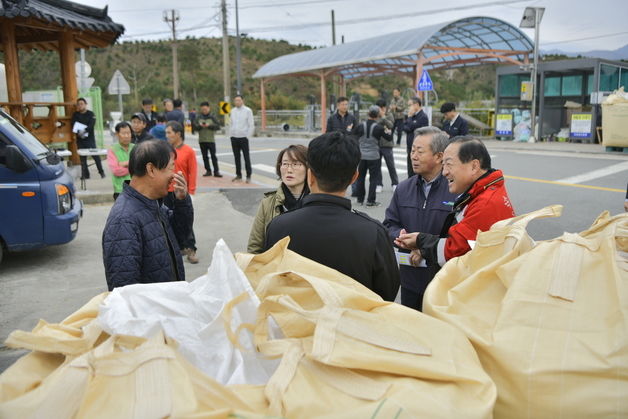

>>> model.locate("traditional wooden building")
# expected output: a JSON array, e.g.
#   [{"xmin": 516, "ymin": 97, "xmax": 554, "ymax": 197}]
[{"xmin": 0, "ymin": 0, "xmax": 124, "ymax": 162}]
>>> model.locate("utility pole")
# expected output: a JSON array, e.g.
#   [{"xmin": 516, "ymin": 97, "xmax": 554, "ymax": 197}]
[
  {"xmin": 235, "ymin": 0, "xmax": 242, "ymax": 95},
  {"xmin": 519, "ymin": 7, "xmax": 544, "ymax": 142},
  {"xmin": 331, "ymin": 10, "xmax": 336, "ymax": 45},
  {"xmin": 163, "ymin": 9, "xmax": 180, "ymax": 99},
  {"xmin": 221, "ymin": 0, "xmax": 231, "ymax": 104}
]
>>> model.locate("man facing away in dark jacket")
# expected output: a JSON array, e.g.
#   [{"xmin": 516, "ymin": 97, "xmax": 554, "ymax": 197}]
[
  {"xmin": 102, "ymin": 140, "xmax": 193, "ymax": 291},
  {"xmin": 384, "ymin": 127, "xmax": 456, "ymax": 311},
  {"xmin": 264, "ymin": 131, "xmax": 400, "ymax": 301}
]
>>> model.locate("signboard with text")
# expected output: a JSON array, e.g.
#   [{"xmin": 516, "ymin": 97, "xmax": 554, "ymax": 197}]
[
  {"xmin": 570, "ymin": 113, "xmax": 592, "ymax": 139},
  {"xmin": 495, "ymin": 114, "xmax": 513, "ymax": 136}
]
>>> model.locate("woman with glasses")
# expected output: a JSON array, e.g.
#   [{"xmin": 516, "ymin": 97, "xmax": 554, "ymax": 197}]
[{"xmin": 247, "ymin": 145, "xmax": 309, "ymax": 253}]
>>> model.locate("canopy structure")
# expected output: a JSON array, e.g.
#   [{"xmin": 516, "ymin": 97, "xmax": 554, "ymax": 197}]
[
  {"xmin": 253, "ymin": 16, "xmax": 533, "ymax": 131},
  {"xmin": 0, "ymin": 0, "xmax": 124, "ymax": 162}
]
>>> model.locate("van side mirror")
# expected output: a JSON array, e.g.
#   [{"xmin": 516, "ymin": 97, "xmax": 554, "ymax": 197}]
[{"xmin": 5, "ymin": 145, "xmax": 32, "ymax": 173}]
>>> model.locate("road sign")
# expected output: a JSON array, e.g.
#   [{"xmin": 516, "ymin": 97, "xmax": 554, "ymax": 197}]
[
  {"xmin": 219, "ymin": 101, "xmax": 231, "ymax": 115},
  {"xmin": 75, "ymin": 61, "xmax": 94, "ymax": 92},
  {"xmin": 107, "ymin": 70, "xmax": 130, "ymax": 95},
  {"xmin": 417, "ymin": 70, "xmax": 433, "ymax": 91}
]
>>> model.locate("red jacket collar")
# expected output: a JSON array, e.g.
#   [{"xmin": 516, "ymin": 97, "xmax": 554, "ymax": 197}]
[
  {"xmin": 468, "ymin": 169, "xmax": 504, "ymax": 199},
  {"xmin": 453, "ymin": 169, "xmax": 504, "ymax": 212}
]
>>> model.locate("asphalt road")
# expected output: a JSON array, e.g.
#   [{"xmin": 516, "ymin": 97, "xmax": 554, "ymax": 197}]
[{"xmin": 1, "ymin": 134, "xmax": 626, "ymax": 371}]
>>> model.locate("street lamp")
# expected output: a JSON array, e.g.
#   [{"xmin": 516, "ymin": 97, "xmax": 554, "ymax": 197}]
[{"xmin": 520, "ymin": 7, "xmax": 544, "ymax": 142}]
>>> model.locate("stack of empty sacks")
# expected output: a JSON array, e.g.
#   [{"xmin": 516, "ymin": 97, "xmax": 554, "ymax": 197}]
[
  {"xmin": 0, "ymin": 238, "xmax": 496, "ymax": 418},
  {"xmin": 424, "ymin": 205, "xmax": 628, "ymax": 418}
]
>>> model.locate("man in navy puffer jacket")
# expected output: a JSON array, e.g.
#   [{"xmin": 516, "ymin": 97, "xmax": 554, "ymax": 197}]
[{"xmin": 102, "ymin": 140, "xmax": 193, "ymax": 291}]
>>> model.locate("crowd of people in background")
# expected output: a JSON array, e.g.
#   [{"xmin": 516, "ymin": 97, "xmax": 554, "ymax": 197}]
[{"xmin": 100, "ymin": 87, "xmax": 517, "ymax": 315}]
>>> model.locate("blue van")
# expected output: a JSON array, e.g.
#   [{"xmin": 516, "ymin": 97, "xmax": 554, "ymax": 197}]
[{"xmin": 0, "ymin": 110, "xmax": 82, "ymax": 264}]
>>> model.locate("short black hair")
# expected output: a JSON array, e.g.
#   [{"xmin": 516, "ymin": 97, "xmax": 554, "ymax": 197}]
[
  {"xmin": 142, "ymin": 98, "xmax": 153, "ymax": 105},
  {"xmin": 336, "ymin": 96, "xmax": 348, "ymax": 104},
  {"xmin": 155, "ymin": 112, "xmax": 167, "ymax": 123},
  {"xmin": 308, "ymin": 131, "xmax": 360, "ymax": 193},
  {"xmin": 173, "ymin": 99, "xmax": 182, "ymax": 108},
  {"xmin": 440, "ymin": 102, "xmax": 456, "ymax": 113},
  {"xmin": 129, "ymin": 140, "xmax": 176, "ymax": 177},
  {"xmin": 375, "ymin": 99, "xmax": 387, "ymax": 108},
  {"xmin": 234, "ymin": 94, "xmax": 244, "ymax": 100},
  {"xmin": 450, "ymin": 136, "xmax": 491, "ymax": 170},
  {"xmin": 200, "ymin": 101, "xmax": 210, "ymax": 107},
  {"xmin": 114, "ymin": 121, "xmax": 132, "ymax": 133},
  {"xmin": 166, "ymin": 120, "xmax": 185, "ymax": 141},
  {"xmin": 409, "ymin": 97, "xmax": 422, "ymax": 106},
  {"xmin": 77, "ymin": 97, "xmax": 87, "ymax": 104}
]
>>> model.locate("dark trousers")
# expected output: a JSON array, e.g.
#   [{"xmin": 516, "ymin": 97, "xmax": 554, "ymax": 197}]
[
  {"xmin": 79, "ymin": 155, "xmax": 104, "ymax": 179},
  {"xmin": 230, "ymin": 137, "xmax": 252, "ymax": 178},
  {"xmin": 401, "ymin": 286, "xmax": 424, "ymax": 311},
  {"xmin": 163, "ymin": 192, "xmax": 196, "ymax": 251},
  {"xmin": 376, "ymin": 147, "xmax": 399, "ymax": 187},
  {"xmin": 406, "ymin": 133, "xmax": 414, "ymax": 178},
  {"xmin": 113, "ymin": 192, "xmax": 120, "ymax": 201},
  {"xmin": 200, "ymin": 142, "xmax": 220, "ymax": 174},
  {"xmin": 393, "ymin": 118, "xmax": 404, "ymax": 145},
  {"xmin": 355, "ymin": 159, "xmax": 381, "ymax": 204}
]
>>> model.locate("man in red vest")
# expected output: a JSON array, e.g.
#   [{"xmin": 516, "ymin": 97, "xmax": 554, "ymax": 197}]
[{"xmin": 164, "ymin": 121, "xmax": 199, "ymax": 264}]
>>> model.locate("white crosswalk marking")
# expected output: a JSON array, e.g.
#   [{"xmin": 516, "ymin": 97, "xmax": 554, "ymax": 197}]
[
  {"xmin": 222, "ymin": 148, "xmax": 411, "ymax": 180},
  {"xmin": 252, "ymin": 163, "xmax": 278, "ymax": 175}
]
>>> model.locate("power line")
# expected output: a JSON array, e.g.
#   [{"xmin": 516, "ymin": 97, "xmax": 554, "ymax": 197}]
[
  {"xmin": 111, "ymin": 0, "xmax": 343, "ymax": 14},
  {"xmin": 541, "ymin": 31, "xmax": 628, "ymax": 46},
  {"xmin": 122, "ymin": 12, "xmax": 221, "ymax": 39},
  {"xmin": 240, "ymin": 0, "xmax": 529, "ymax": 33}
]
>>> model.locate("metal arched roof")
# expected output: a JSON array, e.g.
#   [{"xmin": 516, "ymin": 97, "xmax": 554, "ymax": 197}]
[{"xmin": 253, "ymin": 16, "xmax": 532, "ymax": 80}]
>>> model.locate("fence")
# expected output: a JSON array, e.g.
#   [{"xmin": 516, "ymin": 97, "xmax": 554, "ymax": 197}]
[{"xmin": 258, "ymin": 107, "xmax": 496, "ymax": 136}]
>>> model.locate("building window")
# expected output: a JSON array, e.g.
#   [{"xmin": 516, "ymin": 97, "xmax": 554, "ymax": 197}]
[
  {"xmin": 562, "ymin": 75, "xmax": 583, "ymax": 96},
  {"xmin": 499, "ymin": 74, "xmax": 520, "ymax": 97},
  {"xmin": 599, "ymin": 64, "xmax": 619, "ymax": 91},
  {"xmin": 587, "ymin": 73, "xmax": 594, "ymax": 95},
  {"xmin": 621, "ymin": 68, "xmax": 628, "ymax": 90},
  {"xmin": 544, "ymin": 76, "xmax": 561, "ymax": 97}
]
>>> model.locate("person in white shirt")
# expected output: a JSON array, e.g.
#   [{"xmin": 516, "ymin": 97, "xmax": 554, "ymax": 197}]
[{"xmin": 229, "ymin": 95, "xmax": 255, "ymax": 182}]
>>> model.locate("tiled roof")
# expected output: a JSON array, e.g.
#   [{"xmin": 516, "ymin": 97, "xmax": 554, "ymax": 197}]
[{"xmin": 0, "ymin": 0, "xmax": 124, "ymax": 35}]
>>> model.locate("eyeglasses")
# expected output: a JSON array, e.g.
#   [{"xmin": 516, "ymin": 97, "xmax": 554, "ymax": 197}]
[{"xmin": 281, "ymin": 161, "xmax": 304, "ymax": 169}]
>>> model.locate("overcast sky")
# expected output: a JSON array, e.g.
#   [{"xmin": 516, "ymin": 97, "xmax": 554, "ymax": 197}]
[{"xmin": 81, "ymin": 0, "xmax": 627, "ymax": 53}]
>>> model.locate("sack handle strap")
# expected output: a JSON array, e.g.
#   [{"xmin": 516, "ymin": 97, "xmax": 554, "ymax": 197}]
[{"xmin": 491, "ymin": 204, "xmax": 563, "ymax": 230}]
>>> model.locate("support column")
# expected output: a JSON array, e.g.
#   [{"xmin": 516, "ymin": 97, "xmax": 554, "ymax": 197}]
[
  {"xmin": 320, "ymin": 71, "xmax": 327, "ymax": 133},
  {"xmin": 59, "ymin": 31, "xmax": 79, "ymax": 164},
  {"xmin": 339, "ymin": 75, "xmax": 346, "ymax": 97},
  {"xmin": 260, "ymin": 79, "xmax": 267, "ymax": 131},
  {"xmin": 1, "ymin": 22, "xmax": 23, "ymax": 122}
]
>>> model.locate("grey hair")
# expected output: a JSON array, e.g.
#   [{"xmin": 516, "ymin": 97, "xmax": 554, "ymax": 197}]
[{"xmin": 414, "ymin": 126, "xmax": 450, "ymax": 154}]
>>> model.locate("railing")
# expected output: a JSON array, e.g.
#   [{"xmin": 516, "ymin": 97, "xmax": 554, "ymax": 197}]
[
  {"xmin": 0, "ymin": 102, "xmax": 75, "ymax": 144},
  {"xmin": 258, "ymin": 107, "xmax": 497, "ymax": 136}
]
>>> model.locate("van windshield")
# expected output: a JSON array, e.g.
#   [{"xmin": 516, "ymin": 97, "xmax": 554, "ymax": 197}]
[{"xmin": 0, "ymin": 111, "xmax": 50, "ymax": 156}]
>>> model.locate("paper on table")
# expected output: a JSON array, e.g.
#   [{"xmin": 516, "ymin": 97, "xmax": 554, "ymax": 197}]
[
  {"xmin": 72, "ymin": 121, "xmax": 87, "ymax": 133},
  {"xmin": 395, "ymin": 250, "xmax": 427, "ymax": 267}
]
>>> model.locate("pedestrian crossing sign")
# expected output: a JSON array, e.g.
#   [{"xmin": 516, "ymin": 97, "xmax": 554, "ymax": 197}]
[{"xmin": 417, "ymin": 70, "xmax": 433, "ymax": 91}]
